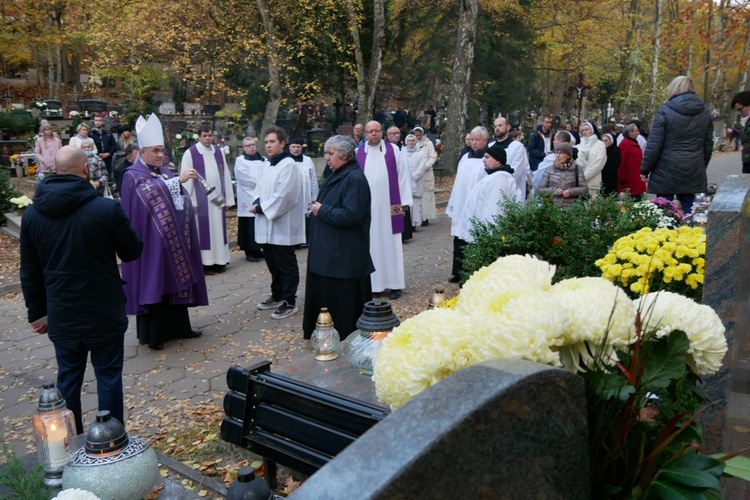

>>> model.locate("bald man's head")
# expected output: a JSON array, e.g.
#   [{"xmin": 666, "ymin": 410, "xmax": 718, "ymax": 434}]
[
  {"xmin": 365, "ymin": 121, "xmax": 383, "ymax": 146},
  {"xmin": 55, "ymin": 146, "xmax": 88, "ymax": 177}
]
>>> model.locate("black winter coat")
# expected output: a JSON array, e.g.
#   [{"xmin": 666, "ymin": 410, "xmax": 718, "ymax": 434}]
[
  {"xmin": 307, "ymin": 160, "xmax": 374, "ymax": 279},
  {"xmin": 20, "ymin": 174, "xmax": 143, "ymax": 348},
  {"xmin": 640, "ymin": 92, "xmax": 713, "ymax": 194}
]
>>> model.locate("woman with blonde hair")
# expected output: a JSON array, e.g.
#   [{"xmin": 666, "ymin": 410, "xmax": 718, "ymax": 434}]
[
  {"xmin": 34, "ymin": 122, "xmax": 62, "ymax": 179},
  {"xmin": 640, "ymin": 76, "xmax": 713, "ymax": 214},
  {"xmin": 69, "ymin": 122, "xmax": 98, "ymax": 154}
]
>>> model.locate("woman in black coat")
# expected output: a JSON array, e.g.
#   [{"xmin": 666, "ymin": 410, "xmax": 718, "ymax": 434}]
[
  {"xmin": 640, "ymin": 76, "xmax": 713, "ymax": 214},
  {"xmin": 302, "ymin": 135, "xmax": 375, "ymax": 340},
  {"xmin": 600, "ymin": 133, "xmax": 621, "ymax": 196}
]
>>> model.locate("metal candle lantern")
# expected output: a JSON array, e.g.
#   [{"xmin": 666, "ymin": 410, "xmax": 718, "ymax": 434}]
[
  {"xmin": 32, "ymin": 382, "xmax": 76, "ymax": 487},
  {"xmin": 63, "ymin": 411, "xmax": 159, "ymax": 499},
  {"xmin": 341, "ymin": 300, "xmax": 400, "ymax": 376},
  {"xmin": 311, "ymin": 308, "xmax": 340, "ymax": 361},
  {"xmin": 427, "ymin": 289, "xmax": 448, "ymax": 309}
]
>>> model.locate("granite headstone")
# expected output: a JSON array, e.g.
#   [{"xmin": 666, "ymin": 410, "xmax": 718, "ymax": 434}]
[
  {"xmin": 702, "ymin": 174, "xmax": 750, "ymax": 497},
  {"xmin": 290, "ymin": 359, "xmax": 589, "ymax": 500}
]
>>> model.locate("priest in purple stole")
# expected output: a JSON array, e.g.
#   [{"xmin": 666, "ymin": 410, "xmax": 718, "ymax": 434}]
[
  {"xmin": 180, "ymin": 125, "xmax": 235, "ymax": 275},
  {"xmin": 356, "ymin": 121, "xmax": 413, "ymax": 300},
  {"xmin": 120, "ymin": 114, "xmax": 208, "ymax": 350}
]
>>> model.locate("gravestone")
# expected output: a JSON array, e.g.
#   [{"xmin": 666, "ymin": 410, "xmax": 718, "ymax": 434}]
[
  {"xmin": 159, "ymin": 102, "xmax": 176, "ymax": 115},
  {"xmin": 702, "ymin": 174, "xmax": 750, "ymax": 498},
  {"xmin": 184, "ymin": 103, "xmax": 201, "ymax": 116},
  {"xmin": 290, "ymin": 359, "xmax": 589, "ymax": 500}
]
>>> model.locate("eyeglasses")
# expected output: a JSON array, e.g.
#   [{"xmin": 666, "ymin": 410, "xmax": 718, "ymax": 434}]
[{"xmin": 387, "ymin": 132, "xmax": 400, "ymax": 135}]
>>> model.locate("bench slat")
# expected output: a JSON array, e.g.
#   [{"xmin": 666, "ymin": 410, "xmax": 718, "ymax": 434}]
[{"xmin": 255, "ymin": 403, "xmax": 356, "ymax": 457}]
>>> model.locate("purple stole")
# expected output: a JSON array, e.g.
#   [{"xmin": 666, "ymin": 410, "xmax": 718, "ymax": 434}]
[
  {"xmin": 189, "ymin": 145, "xmax": 227, "ymax": 250},
  {"xmin": 132, "ymin": 162, "xmax": 199, "ymax": 298},
  {"xmin": 356, "ymin": 142, "xmax": 404, "ymax": 234}
]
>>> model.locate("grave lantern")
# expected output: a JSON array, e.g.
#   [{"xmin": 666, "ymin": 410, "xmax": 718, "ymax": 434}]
[
  {"xmin": 63, "ymin": 410, "xmax": 159, "ymax": 499},
  {"xmin": 427, "ymin": 289, "xmax": 448, "ymax": 310},
  {"xmin": 342, "ymin": 300, "xmax": 400, "ymax": 376},
  {"xmin": 311, "ymin": 308, "xmax": 340, "ymax": 361},
  {"xmin": 33, "ymin": 382, "xmax": 76, "ymax": 487}
]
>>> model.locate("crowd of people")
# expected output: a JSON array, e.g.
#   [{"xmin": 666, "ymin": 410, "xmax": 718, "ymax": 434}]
[{"xmin": 18, "ymin": 75, "xmax": 748, "ymax": 433}]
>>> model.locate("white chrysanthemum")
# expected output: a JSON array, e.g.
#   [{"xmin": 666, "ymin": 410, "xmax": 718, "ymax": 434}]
[
  {"xmin": 471, "ymin": 290, "xmax": 567, "ymax": 367},
  {"xmin": 53, "ymin": 489, "xmax": 101, "ymax": 500},
  {"xmin": 551, "ymin": 277, "xmax": 637, "ymax": 372},
  {"xmin": 636, "ymin": 291, "xmax": 727, "ymax": 376},
  {"xmin": 373, "ymin": 308, "xmax": 479, "ymax": 409},
  {"xmin": 457, "ymin": 255, "xmax": 555, "ymax": 315}
]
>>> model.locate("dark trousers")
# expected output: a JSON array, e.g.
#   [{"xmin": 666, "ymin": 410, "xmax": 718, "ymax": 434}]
[
  {"xmin": 263, "ymin": 244, "xmax": 299, "ymax": 305},
  {"xmin": 656, "ymin": 193, "xmax": 695, "ymax": 215},
  {"xmin": 54, "ymin": 336, "xmax": 125, "ymax": 434},
  {"xmin": 451, "ymin": 236, "xmax": 468, "ymax": 280},
  {"xmin": 743, "ymin": 162, "xmax": 750, "ymax": 174}
]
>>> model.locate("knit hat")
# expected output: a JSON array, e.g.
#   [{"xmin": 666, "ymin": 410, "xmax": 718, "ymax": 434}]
[
  {"xmin": 555, "ymin": 143, "xmax": 573, "ymax": 157},
  {"xmin": 485, "ymin": 143, "xmax": 507, "ymax": 164}
]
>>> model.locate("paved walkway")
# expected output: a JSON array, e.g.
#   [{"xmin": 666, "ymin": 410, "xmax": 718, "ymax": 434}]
[
  {"xmin": 0, "ymin": 211, "xmax": 457, "ymax": 456},
  {"xmin": 0, "ymin": 150, "xmax": 744, "ymax": 457}
]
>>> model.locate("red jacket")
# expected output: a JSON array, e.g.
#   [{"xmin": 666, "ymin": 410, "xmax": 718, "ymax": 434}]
[{"xmin": 618, "ymin": 137, "xmax": 646, "ymax": 196}]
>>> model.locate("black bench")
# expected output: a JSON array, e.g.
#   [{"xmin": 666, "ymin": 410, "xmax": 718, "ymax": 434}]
[{"xmin": 220, "ymin": 360, "xmax": 390, "ymax": 488}]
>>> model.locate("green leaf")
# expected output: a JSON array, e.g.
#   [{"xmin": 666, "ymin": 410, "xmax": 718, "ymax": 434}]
[
  {"xmin": 712, "ymin": 454, "xmax": 750, "ymax": 482},
  {"xmin": 657, "ymin": 468, "xmax": 720, "ymax": 489},
  {"xmin": 642, "ymin": 332, "xmax": 689, "ymax": 390},
  {"xmin": 647, "ymin": 455, "xmax": 724, "ymax": 499},
  {"xmin": 595, "ymin": 372, "xmax": 635, "ymax": 400}
]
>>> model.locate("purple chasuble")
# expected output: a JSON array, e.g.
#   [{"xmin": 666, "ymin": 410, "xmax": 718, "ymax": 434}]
[
  {"xmin": 120, "ymin": 160, "xmax": 208, "ymax": 315},
  {"xmin": 189, "ymin": 145, "xmax": 227, "ymax": 250},
  {"xmin": 356, "ymin": 142, "xmax": 404, "ymax": 234}
]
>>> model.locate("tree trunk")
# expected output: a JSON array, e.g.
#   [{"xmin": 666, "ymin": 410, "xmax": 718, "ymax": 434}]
[
  {"xmin": 360, "ymin": 0, "xmax": 386, "ymax": 125},
  {"xmin": 647, "ymin": 0, "xmax": 662, "ymax": 119},
  {"xmin": 346, "ymin": 2, "xmax": 366, "ymax": 124},
  {"xmin": 737, "ymin": 32, "xmax": 749, "ymax": 93},
  {"xmin": 441, "ymin": 0, "xmax": 479, "ymax": 174},
  {"xmin": 256, "ymin": 0, "xmax": 282, "ymax": 152}
]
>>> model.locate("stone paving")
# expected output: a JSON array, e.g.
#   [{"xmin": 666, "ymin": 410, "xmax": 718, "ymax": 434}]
[
  {"xmin": 0, "ymin": 208, "xmax": 457, "ymax": 457},
  {"xmin": 0, "ymin": 150, "xmax": 743, "ymax": 458}
]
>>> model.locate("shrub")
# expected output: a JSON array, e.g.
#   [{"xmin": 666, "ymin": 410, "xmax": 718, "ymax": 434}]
[
  {"xmin": 0, "ymin": 169, "xmax": 23, "ymax": 222},
  {"xmin": 462, "ymin": 195, "xmax": 667, "ymax": 282}
]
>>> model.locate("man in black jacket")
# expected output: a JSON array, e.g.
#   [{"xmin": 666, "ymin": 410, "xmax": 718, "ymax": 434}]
[
  {"xmin": 90, "ymin": 115, "xmax": 117, "ymax": 179},
  {"xmin": 20, "ymin": 146, "xmax": 143, "ymax": 433}
]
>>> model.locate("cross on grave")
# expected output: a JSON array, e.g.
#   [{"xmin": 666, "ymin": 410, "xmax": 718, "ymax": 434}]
[
  {"xmin": 33, "ymin": 93, "xmax": 45, "ymax": 104},
  {"xmin": 568, "ymin": 73, "xmax": 592, "ymax": 127},
  {"xmin": 2, "ymin": 90, "xmax": 13, "ymax": 108}
]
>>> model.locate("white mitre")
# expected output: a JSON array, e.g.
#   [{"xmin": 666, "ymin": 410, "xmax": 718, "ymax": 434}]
[{"xmin": 136, "ymin": 114, "xmax": 164, "ymax": 148}]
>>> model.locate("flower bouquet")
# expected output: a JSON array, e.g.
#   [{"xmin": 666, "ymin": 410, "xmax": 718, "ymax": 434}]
[
  {"xmin": 9, "ymin": 195, "xmax": 33, "ymax": 213},
  {"xmin": 373, "ymin": 255, "xmax": 744, "ymax": 498},
  {"xmin": 596, "ymin": 226, "xmax": 705, "ymax": 301}
]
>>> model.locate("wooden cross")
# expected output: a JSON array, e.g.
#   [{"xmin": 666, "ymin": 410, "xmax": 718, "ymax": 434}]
[{"xmin": 568, "ymin": 73, "xmax": 592, "ymax": 127}]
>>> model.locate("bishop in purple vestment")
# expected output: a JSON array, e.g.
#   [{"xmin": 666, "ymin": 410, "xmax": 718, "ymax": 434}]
[{"xmin": 120, "ymin": 114, "xmax": 208, "ymax": 350}]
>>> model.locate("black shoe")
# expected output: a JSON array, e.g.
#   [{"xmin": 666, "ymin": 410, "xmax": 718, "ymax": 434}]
[
  {"xmin": 448, "ymin": 275, "xmax": 460, "ymax": 283},
  {"xmin": 213, "ymin": 265, "xmax": 227, "ymax": 273},
  {"xmin": 372, "ymin": 291, "xmax": 384, "ymax": 298},
  {"xmin": 246, "ymin": 254, "xmax": 260, "ymax": 262},
  {"xmin": 203, "ymin": 266, "xmax": 216, "ymax": 276},
  {"xmin": 184, "ymin": 330, "xmax": 202, "ymax": 339},
  {"xmin": 389, "ymin": 289, "xmax": 402, "ymax": 300},
  {"xmin": 148, "ymin": 343, "xmax": 164, "ymax": 350},
  {"xmin": 421, "ymin": 220, "xmax": 429, "ymax": 227}
]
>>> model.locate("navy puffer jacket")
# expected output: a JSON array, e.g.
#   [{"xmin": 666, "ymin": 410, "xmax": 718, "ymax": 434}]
[
  {"xmin": 20, "ymin": 175, "xmax": 143, "ymax": 348},
  {"xmin": 640, "ymin": 92, "xmax": 713, "ymax": 194}
]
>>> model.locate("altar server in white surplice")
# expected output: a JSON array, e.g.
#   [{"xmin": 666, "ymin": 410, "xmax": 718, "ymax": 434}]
[
  {"xmin": 356, "ymin": 121, "xmax": 412, "ymax": 300},
  {"xmin": 180, "ymin": 125, "xmax": 235, "ymax": 274},
  {"xmin": 234, "ymin": 136, "xmax": 265, "ymax": 262},
  {"xmin": 446, "ymin": 125, "xmax": 489, "ymax": 283}
]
